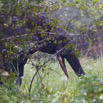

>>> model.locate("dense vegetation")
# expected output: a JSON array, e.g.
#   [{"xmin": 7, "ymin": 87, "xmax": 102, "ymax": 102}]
[
  {"xmin": 0, "ymin": 57, "xmax": 103, "ymax": 103},
  {"xmin": 0, "ymin": 0, "xmax": 103, "ymax": 102}
]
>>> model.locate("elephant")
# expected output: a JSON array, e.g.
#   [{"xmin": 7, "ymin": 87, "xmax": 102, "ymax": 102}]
[{"xmin": 0, "ymin": 14, "xmax": 85, "ymax": 85}]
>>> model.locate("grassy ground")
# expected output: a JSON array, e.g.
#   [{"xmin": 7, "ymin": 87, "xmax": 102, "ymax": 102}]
[
  {"xmin": 0, "ymin": 57, "xmax": 103, "ymax": 103},
  {"xmin": 21, "ymin": 57, "xmax": 103, "ymax": 103}
]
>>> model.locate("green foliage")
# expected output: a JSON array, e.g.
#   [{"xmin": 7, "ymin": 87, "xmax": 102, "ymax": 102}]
[
  {"xmin": 66, "ymin": 44, "xmax": 76, "ymax": 50},
  {"xmin": 1, "ymin": 0, "xmax": 103, "ymax": 102},
  {"xmin": 0, "ymin": 72, "xmax": 16, "ymax": 85},
  {"xmin": 0, "ymin": 83, "xmax": 36, "ymax": 103},
  {"xmin": 1, "ymin": 57, "xmax": 103, "ymax": 103},
  {"xmin": 71, "ymin": 72, "xmax": 103, "ymax": 103}
]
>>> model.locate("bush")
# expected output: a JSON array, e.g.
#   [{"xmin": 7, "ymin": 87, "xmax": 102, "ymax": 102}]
[{"xmin": 71, "ymin": 72, "xmax": 103, "ymax": 103}]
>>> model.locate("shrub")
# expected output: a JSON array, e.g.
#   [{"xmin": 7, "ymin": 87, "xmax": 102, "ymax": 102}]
[{"xmin": 71, "ymin": 72, "xmax": 103, "ymax": 103}]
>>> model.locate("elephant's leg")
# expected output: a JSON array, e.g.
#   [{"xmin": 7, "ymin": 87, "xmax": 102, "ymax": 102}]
[
  {"xmin": 65, "ymin": 53, "xmax": 85, "ymax": 76},
  {"xmin": 14, "ymin": 62, "xmax": 25, "ymax": 85},
  {"xmin": 17, "ymin": 64, "xmax": 25, "ymax": 85},
  {"xmin": 57, "ymin": 54, "xmax": 69, "ymax": 78},
  {"xmin": 14, "ymin": 57, "xmax": 27, "ymax": 85}
]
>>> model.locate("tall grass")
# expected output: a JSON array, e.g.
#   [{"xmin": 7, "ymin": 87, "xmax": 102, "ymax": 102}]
[
  {"xmin": 21, "ymin": 57, "xmax": 103, "ymax": 103},
  {"xmin": 0, "ymin": 57, "xmax": 103, "ymax": 103}
]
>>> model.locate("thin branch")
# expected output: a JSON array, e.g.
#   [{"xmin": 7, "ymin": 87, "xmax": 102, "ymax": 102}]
[
  {"xmin": 1, "ymin": 32, "xmax": 56, "ymax": 41},
  {"xmin": 28, "ymin": 42, "xmax": 70, "ymax": 92}
]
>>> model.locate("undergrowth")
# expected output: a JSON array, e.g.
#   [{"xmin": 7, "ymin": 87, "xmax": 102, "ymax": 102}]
[{"xmin": 0, "ymin": 57, "xmax": 103, "ymax": 103}]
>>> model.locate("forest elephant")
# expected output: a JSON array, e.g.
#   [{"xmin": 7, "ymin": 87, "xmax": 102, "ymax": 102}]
[{"xmin": 0, "ymin": 14, "xmax": 85, "ymax": 85}]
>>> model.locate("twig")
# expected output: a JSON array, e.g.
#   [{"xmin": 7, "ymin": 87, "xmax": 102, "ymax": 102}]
[
  {"xmin": 1, "ymin": 32, "xmax": 56, "ymax": 41},
  {"xmin": 28, "ymin": 42, "xmax": 70, "ymax": 92}
]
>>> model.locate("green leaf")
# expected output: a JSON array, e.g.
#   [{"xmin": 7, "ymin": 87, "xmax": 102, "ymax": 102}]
[
  {"xmin": 92, "ymin": 0, "xmax": 100, "ymax": 4},
  {"xmin": 74, "ymin": 50, "xmax": 81, "ymax": 57},
  {"xmin": 66, "ymin": 44, "xmax": 76, "ymax": 50}
]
